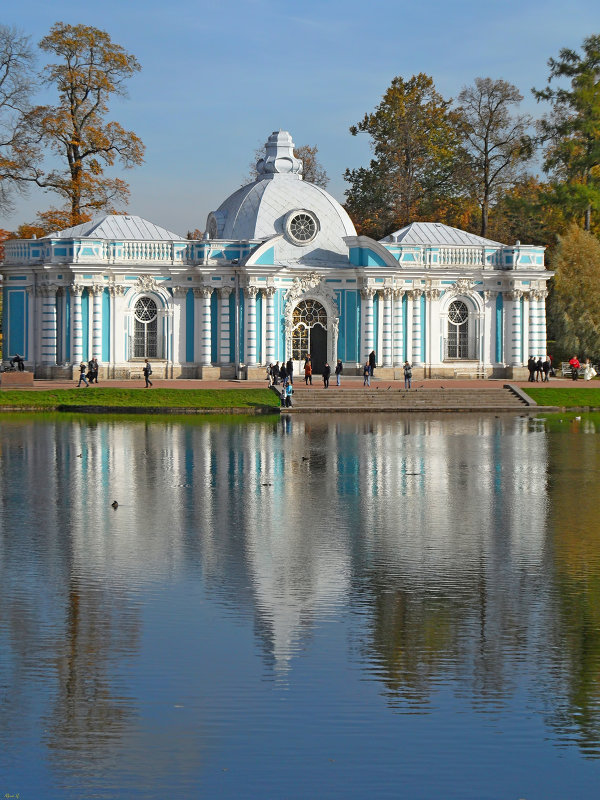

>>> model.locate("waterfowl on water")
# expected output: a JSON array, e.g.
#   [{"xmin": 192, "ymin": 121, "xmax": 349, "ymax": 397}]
[{"xmin": 111, "ymin": 501, "xmax": 119, "ymax": 509}]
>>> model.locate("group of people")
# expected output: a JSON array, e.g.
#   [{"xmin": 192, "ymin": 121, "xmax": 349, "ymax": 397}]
[
  {"xmin": 77, "ymin": 357, "xmax": 100, "ymax": 387},
  {"xmin": 8, "ymin": 353, "xmax": 25, "ymax": 371},
  {"xmin": 267, "ymin": 359, "xmax": 294, "ymax": 387},
  {"xmin": 527, "ymin": 356, "xmax": 553, "ymax": 382},
  {"xmin": 568, "ymin": 356, "xmax": 597, "ymax": 381}
]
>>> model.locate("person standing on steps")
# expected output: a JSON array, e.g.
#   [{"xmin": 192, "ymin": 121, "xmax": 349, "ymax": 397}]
[
  {"xmin": 363, "ymin": 360, "xmax": 371, "ymax": 387},
  {"xmin": 335, "ymin": 359, "xmax": 343, "ymax": 386},
  {"xmin": 323, "ymin": 361, "xmax": 331, "ymax": 388},
  {"xmin": 143, "ymin": 359, "xmax": 153, "ymax": 387},
  {"xmin": 286, "ymin": 358, "xmax": 293, "ymax": 385},
  {"xmin": 304, "ymin": 356, "xmax": 312, "ymax": 385},
  {"xmin": 403, "ymin": 360, "xmax": 412, "ymax": 389},
  {"xmin": 369, "ymin": 350, "xmax": 376, "ymax": 378}
]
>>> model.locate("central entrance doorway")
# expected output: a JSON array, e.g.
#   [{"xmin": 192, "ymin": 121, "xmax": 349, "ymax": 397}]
[{"xmin": 291, "ymin": 299, "xmax": 328, "ymax": 374}]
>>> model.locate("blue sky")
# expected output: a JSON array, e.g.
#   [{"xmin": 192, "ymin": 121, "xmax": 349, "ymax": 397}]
[{"xmin": 2, "ymin": 0, "xmax": 599, "ymax": 235}]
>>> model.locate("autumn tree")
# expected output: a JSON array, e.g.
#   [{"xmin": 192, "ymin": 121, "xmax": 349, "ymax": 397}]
[
  {"xmin": 0, "ymin": 25, "xmax": 36, "ymax": 214},
  {"xmin": 22, "ymin": 23, "xmax": 145, "ymax": 228},
  {"xmin": 486, "ymin": 176, "xmax": 568, "ymax": 247},
  {"xmin": 245, "ymin": 142, "xmax": 329, "ymax": 188},
  {"xmin": 547, "ymin": 224, "xmax": 600, "ymax": 356},
  {"xmin": 456, "ymin": 77, "xmax": 533, "ymax": 238},
  {"xmin": 344, "ymin": 74, "xmax": 466, "ymax": 238},
  {"xmin": 534, "ymin": 34, "xmax": 600, "ymax": 231}
]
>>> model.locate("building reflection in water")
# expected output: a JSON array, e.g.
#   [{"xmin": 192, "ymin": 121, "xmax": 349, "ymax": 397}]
[{"xmin": 1, "ymin": 410, "xmax": 600, "ymax": 784}]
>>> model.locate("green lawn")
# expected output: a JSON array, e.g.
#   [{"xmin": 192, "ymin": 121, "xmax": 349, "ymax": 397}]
[
  {"xmin": 0, "ymin": 388, "xmax": 280, "ymax": 410},
  {"xmin": 525, "ymin": 386, "xmax": 600, "ymax": 407}
]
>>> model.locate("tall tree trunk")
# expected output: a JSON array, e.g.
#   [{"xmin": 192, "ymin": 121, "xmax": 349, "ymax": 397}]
[
  {"xmin": 481, "ymin": 202, "xmax": 489, "ymax": 238},
  {"xmin": 585, "ymin": 204, "xmax": 591, "ymax": 232}
]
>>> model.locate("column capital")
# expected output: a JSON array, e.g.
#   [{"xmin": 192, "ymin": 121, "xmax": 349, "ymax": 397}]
[
  {"xmin": 172, "ymin": 285, "xmax": 189, "ymax": 297},
  {"xmin": 90, "ymin": 283, "xmax": 105, "ymax": 296},
  {"xmin": 383, "ymin": 287, "xmax": 394, "ymax": 300},
  {"xmin": 505, "ymin": 290, "xmax": 523, "ymax": 301},
  {"xmin": 424, "ymin": 287, "xmax": 441, "ymax": 300},
  {"xmin": 262, "ymin": 286, "xmax": 276, "ymax": 298},
  {"xmin": 37, "ymin": 284, "xmax": 57, "ymax": 297},
  {"xmin": 483, "ymin": 290, "xmax": 497, "ymax": 302},
  {"xmin": 108, "ymin": 284, "xmax": 125, "ymax": 297},
  {"xmin": 244, "ymin": 285, "xmax": 259, "ymax": 299},
  {"xmin": 71, "ymin": 283, "xmax": 84, "ymax": 297},
  {"xmin": 194, "ymin": 286, "xmax": 213, "ymax": 299},
  {"xmin": 360, "ymin": 287, "xmax": 376, "ymax": 300},
  {"xmin": 408, "ymin": 289, "xmax": 423, "ymax": 300},
  {"xmin": 219, "ymin": 286, "xmax": 233, "ymax": 299},
  {"xmin": 393, "ymin": 288, "xmax": 405, "ymax": 300}
]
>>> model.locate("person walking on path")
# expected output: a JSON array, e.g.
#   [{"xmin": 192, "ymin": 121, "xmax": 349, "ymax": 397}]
[
  {"xmin": 535, "ymin": 357, "xmax": 543, "ymax": 381},
  {"xmin": 304, "ymin": 357, "xmax": 312, "ymax": 385},
  {"xmin": 542, "ymin": 356, "xmax": 551, "ymax": 382},
  {"xmin": 369, "ymin": 350, "xmax": 376, "ymax": 377},
  {"xmin": 323, "ymin": 362, "xmax": 331, "ymax": 388},
  {"xmin": 335, "ymin": 359, "xmax": 343, "ymax": 386},
  {"xmin": 143, "ymin": 359, "xmax": 153, "ymax": 387},
  {"xmin": 91, "ymin": 357, "xmax": 99, "ymax": 384},
  {"xmin": 363, "ymin": 360, "xmax": 371, "ymax": 387},
  {"xmin": 569, "ymin": 355, "xmax": 580, "ymax": 381},
  {"xmin": 527, "ymin": 356, "xmax": 536, "ymax": 382},
  {"xmin": 77, "ymin": 362, "xmax": 89, "ymax": 387},
  {"xmin": 403, "ymin": 360, "xmax": 412, "ymax": 389},
  {"xmin": 286, "ymin": 358, "xmax": 293, "ymax": 385}
]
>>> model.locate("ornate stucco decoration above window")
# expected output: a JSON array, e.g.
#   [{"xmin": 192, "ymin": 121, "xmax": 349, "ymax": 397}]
[
  {"xmin": 283, "ymin": 272, "xmax": 340, "ymax": 338},
  {"xmin": 445, "ymin": 278, "xmax": 475, "ymax": 297},
  {"xmin": 135, "ymin": 275, "xmax": 159, "ymax": 293}
]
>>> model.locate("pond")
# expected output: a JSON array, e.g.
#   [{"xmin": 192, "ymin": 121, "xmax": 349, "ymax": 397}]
[{"xmin": 1, "ymin": 412, "xmax": 599, "ymax": 799}]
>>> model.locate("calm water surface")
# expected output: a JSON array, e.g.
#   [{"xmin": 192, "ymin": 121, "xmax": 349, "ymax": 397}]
[{"xmin": 1, "ymin": 412, "xmax": 600, "ymax": 799}]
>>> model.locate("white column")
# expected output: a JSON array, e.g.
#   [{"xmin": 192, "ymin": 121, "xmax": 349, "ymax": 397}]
[
  {"xmin": 539, "ymin": 290, "xmax": 548, "ymax": 358},
  {"xmin": 382, "ymin": 288, "xmax": 393, "ymax": 367},
  {"xmin": 509, "ymin": 290, "xmax": 523, "ymax": 366},
  {"xmin": 360, "ymin": 287, "xmax": 375, "ymax": 363},
  {"xmin": 219, "ymin": 287, "xmax": 232, "ymax": 364},
  {"xmin": 411, "ymin": 289, "xmax": 423, "ymax": 365},
  {"xmin": 193, "ymin": 288, "xmax": 202, "ymax": 363},
  {"xmin": 172, "ymin": 286, "xmax": 188, "ymax": 365},
  {"xmin": 528, "ymin": 291, "xmax": 537, "ymax": 360},
  {"xmin": 91, "ymin": 285, "xmax": 103, "ymax": 361},
  {"xmin": 71, "ymin": 284, "xmax": 83, "ymax": 365},
  {"xmin": 199, "ymin": 287, "xmax": 213, "ymax": 367},
  {"xmin": 244, "ymin": 286, "xmax": 258, "ymax": 366},
  {"xmin": 264, "ymin": 287, "xmax": 276, "ymax": 366},
  {"xmin": 393, "ymin": 288, "xmax": 404, "ymax": 366},
  {"xmin": 111, "ymin": 285, "xmax": 126, "ymax": 365},
  {"xmin": 484, "ymin": 291, "xmax": 496, "ymax": 366},
  {"xmin": 40, "ymin": 285, "xmax": 58, "ymax": 365}
]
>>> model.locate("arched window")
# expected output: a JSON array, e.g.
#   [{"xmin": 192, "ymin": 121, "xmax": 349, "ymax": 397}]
[
  {"xmin": 133, "ymin": 297, "xmax": 158, "ymax": 358},
  {"xmin": 447, "ymin": 300, "xmax": 469, "ymax": 359},
  {"xmin": 291, "ymin": 299, "xmax": 327, "ymax": 361}
]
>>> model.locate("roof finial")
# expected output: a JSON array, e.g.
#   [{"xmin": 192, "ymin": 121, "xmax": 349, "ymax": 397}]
[{"xmin": 256, "ymin": 130, "xmax": 303, "ymax": 178}]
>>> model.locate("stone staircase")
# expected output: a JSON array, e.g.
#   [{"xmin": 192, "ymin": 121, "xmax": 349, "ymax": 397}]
[{"xmin": 279, "ymin": 384, "xmax": 531, "ymax": 413}]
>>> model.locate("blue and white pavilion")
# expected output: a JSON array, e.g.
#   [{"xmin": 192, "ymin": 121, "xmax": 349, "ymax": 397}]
[{"xmin": 1, "ymin": 130, "xmax": 551, "ymax": 380}]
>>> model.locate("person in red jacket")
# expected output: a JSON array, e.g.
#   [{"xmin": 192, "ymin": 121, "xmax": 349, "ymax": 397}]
[{"xmin": 569, "ymin": 355, "xmax": 580, "ymax": 380}]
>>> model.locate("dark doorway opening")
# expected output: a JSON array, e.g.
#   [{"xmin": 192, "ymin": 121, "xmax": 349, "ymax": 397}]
[{"xmin": 310, "ymin": 324, "xmax": 327, "ymax": 374}]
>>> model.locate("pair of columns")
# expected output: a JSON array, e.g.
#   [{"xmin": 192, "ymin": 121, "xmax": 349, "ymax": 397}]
[
  {"xmin": 506, "ymin": 289, "xmax": 548, "ymax": 366},
  {"xmin": 242, "ymin": 285, "xmax": 276, "ymax": 367},
  {"xmin": 361, "ymin": 287, "xmax": 424, "ymax": 367}
]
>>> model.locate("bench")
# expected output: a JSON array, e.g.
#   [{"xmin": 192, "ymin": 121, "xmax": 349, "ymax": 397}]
[
  {"xmin": 453, "ymin": 368, "xmax": 487, "ymax": 379},
  {"xmin": 561, "ymin": 362, "xmax": 597, "ymax": 378}
]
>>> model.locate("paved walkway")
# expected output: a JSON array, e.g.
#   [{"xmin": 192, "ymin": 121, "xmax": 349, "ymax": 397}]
[{"xmin": 0, "ymin": 375, "xmax": 590, "ymax": 392}]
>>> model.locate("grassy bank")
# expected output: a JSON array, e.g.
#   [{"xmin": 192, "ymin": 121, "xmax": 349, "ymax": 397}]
[
  {"xmin": 0, "ymin": 388, "xmax": 280, "ymax": 410},
  {"xmin": 525, "ymin": 387, "xmax": 600, "ymax": 408}
]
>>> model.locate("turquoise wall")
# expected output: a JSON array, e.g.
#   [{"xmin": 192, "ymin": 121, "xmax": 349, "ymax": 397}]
[
  {"xmin": 102, "ymin": 288, "xmax": 110, "ymax": 362},
  {"xmin": 81, "ymin": 290, "xmax": 89, "ymax": 362},
  {"xmin": 7, "ymin": 289, "xmax": 27, "ymax": 357},
  {"xmin": 186, "ymin": 289, "xmax": 194, "ymax": 363},
  {"xmin": 496, "ymin": 293, "xmax": 503, "ymax": 363}
]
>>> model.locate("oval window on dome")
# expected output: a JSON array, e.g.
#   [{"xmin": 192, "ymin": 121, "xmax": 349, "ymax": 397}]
[{"xmin": 285, "ymin": 209, "xmax": 319, "ymax": 245}]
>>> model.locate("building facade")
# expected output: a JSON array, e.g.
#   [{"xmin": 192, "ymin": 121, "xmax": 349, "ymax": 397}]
[{"xmin": 1, "ymin": 130, "xmax": 551, "ymax": 380}]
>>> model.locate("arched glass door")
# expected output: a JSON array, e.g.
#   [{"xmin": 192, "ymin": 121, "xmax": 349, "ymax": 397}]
[
  {"xmin": 133, "ymin": 297, "xmax": 158, "ymax": 358},
  {"xmin": 447, "ymin": 300, "xmax": 469, "ymax": 359},
  {"xmin": 291, "ymin": 299, "xmax": 327, "ymax": 373}
]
